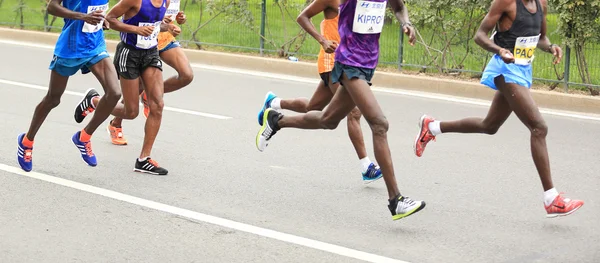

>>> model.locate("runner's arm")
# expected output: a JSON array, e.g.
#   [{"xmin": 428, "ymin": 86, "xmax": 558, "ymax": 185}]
[
  {"xmin": 474, "ymin": 0, "xmax": 509, "ymax": 54},
  {"xmin": 389, "ymin": 0, "xmax": 415, "ymax": 45},
  {"xmin": 296, "ymin": 0, "xmax": 333, "ymax": 45},
  {"xmin": 106, "ymin": 0, "xmax": 142, "ymax": 34},
  {"xmin": 536, "ymin": 0, "xmax": 554, "ymax": 53},
  {"xmin": 159, "ymin": 0, "xmax": 171, "ymax": 32},
  {"xmin": 47, "ymin": 0, "xmax": 93, "ymax": 20}
]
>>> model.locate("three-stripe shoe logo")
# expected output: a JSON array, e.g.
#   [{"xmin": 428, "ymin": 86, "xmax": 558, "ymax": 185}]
[
  {"xmin": 142, "ymin": 161, "xmax": 155, "ymax": 171},
  {"xmin": 17, "ymin": 145, "xmax": 32, "ymax": 161}
]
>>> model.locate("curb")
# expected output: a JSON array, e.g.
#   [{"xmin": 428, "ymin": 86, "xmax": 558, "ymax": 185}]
[{"xmin": 1, "ymin": 27, "xmax": 598, "ymax": 114}]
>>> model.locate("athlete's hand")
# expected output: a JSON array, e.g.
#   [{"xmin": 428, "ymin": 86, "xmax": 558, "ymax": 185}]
[
  {"xmin": 163, "ymin": 15, "xmax": 173, "ymax": 24},
  {"xmin": 550, "ymin": 44, "xmax": 562, "ymax": 64},
  {"xmin": 168, "ymin": 24, "xmax": 181, "ymax": 37},
  {"xmin": 176, "ymin": 11, "xmax": 186, "ymax": 25},
  {"xmin": 320, "ymin": 39, "xmax": 338, "ymax": 54},
  {"xmin": 137, "ymin": 26, "xmax": 155, "ymax": 37},
  {"xmin": 83, "ymin": 10, "xmax": 105, "ymax": 25},
  {"xmin": 402, "ymin": 23, "xmax": 416, "ymax": 46},
  {"xmin": 102, "ymin": 19, "xmax": 110, "ymax": 30},
  {"xmin": 499, "ymin": 48, "xmax": 515, "ymax": 64}
]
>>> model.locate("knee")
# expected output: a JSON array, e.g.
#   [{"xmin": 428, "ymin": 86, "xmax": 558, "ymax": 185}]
[
  {"xmin": 42, "ymin": 94, "xmax": 61, "ymax": 109},
  {"xmin": 367, "ymin": 115, "xmax": 389, "ymax": 136},
  {"xmin": 482, "ymin": 123, "xmax": 501, "ymax": 135},
  {"xmin": 124, "ymin": 109, "xmax": 139, "ymax": 120},
  {"xmin": 530, "ymin": 120, "xmax": 548, "ymax": 138},
  {"xmin": 148, "ymin": 97, "xmax": 164, "ymax": 114},
  {"xmin": 104, "ymin": 90, "xmax": 122, "ymax": 102},
  {"xmin": 348, "ymin": 108, "xmax": 362, "ymax": 121},
  {"xmin": 321, "ymin": 115, "xmax": 341, "ymax": 130},
  {"xmin": 179, "ymin": 70, "xmax": 194, "ymax": 86}
]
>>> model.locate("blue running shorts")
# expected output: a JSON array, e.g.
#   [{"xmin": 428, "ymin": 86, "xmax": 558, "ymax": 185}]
[
  {"xmin": 481, "ymin": 54, "xmax": 533, "ymax": 90},
  {"xmin": 49, "ymin": 50, "xmax": 110, "ymax": 77}
]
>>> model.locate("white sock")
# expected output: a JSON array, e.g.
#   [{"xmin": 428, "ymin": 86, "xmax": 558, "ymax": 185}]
[
  {"xmin": 543, "ymin": 188, "xmax": 559, "ymax": 206},
  {"xmin": 428, "ymin": 120, "xmax": 442, "ymax": 136},
  {"xmin": 138, "ymin": 156, "xmax": 150, "ymax": 162},
  {"xmin": 359, "ymin": 157, "xmax": 372, "ymax": 173},
  {"xmin": 270, "ymin": 98, "xmax": 282, "ymax": 110}
]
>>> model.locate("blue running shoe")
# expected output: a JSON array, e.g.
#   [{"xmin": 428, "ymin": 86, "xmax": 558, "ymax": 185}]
[
  {"xmin": 362, "ymin": 163, "xmax": 383, "ymax": 184},
  {"xmin": 72, "ymin": 131, "xmax": 97, "ymax": 166},
  {"xmin": 17, "ymin": 133, "xmax": 33, "ymax": 172},
  {"xmin": 258, "ymin": 91, "xmax": 278, "ymax": 125}
]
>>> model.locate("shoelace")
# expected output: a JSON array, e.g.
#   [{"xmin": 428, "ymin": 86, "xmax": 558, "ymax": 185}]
[
  {"xmin": 24, "ymin": 149, "xmax": 32, "ymax": 162},
  {"xmin": 84, "ymin": 141, "xmax": 94, "ymax": 157},
  {"xmin": 262, "ymin": 125, "xmax": 273, "ymax": 139},
  {"xmin": 148, "ymin": 159, "xmax": 159, "ymax": 168}
]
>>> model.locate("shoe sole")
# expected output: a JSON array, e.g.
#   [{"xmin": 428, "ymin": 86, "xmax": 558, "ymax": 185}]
[
  {"xmin": 363, "ymin": 174, "xmax": 383, "ymax": 184},
  {"xmin": 133, "ymin": 168, "xmax": 168, "ymax": 176},
  {"xmin": 546, "ymin": 203, "xmax": 584, "ymax": 218},
  {"xmin": 256, "ymin": 109, "xmax": 271, "ymax": 152},
  {"xmin": 414, "ymin": 114, "xmax": 427, "ymax": 157},
  {"xmin": 258, "ymin": 92, "xmax": 275, "ymax": 126},
  {"xmin": 71, "ymin": 133, "xmax": 97, "ymax": 167},
  {"xmin": 392, "ymin": 201, "xmax": 427, "ymax": 221},
  {"xmin": 74, "ymin": 88, "xmax": 97, "ymax": 124},
  {"xmin": 106, "ymin": 125, "xmax": 128, "ymax": 146}
]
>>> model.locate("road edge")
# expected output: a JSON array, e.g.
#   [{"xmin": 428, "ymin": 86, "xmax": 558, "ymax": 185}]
[{"xmin": 1, "ymin": 27, "xmax": 598, "ymax": 114}]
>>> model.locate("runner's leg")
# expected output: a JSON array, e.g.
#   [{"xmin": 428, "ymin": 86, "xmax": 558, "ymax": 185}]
[{"xmin": 160, "ymin": 46, "xmax": 193, "ymax": 93}]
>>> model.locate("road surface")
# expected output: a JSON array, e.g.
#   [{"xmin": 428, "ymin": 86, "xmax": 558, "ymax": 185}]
[{"xmin": 0, "ymin": 40, "xmax": 598, "ymax": 263}]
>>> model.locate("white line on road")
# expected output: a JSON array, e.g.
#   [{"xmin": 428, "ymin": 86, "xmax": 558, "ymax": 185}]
[
  {"xmin": 0, "ymin": 163, "xmax": 408, "ymax": 263},
  {"xmin": 1, "ymin": 39, "xmax": 598, "ymax": 122},
  {"xmin": 0, "ymin": 79, "xmax": 232, "ymax": 120}
]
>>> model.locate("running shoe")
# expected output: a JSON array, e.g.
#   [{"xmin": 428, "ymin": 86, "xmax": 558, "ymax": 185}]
[
  {"xmin": 134, "ymin": 157, "xmax": 168, "ymax": 175},
  {"xmin": 140, "ymin": 91, "xmax": 149, "ymax": 118},
  {"xmin": 362, "ymin": 163, "xmax": 383, "ymax": 184},
  {"xmin": 388, "ymin": 194, "xmax": 426, "ymax": 220},
  {"xmin": 414, "ymin": 114, "xmax": 436, "ymax": 157},
  {"xmin": 72, "ymin": 131, "xmax": 97, "ymax": 166},
  {"xmin": 256, "ymin": 108, "xmax": 282, "ymax": 152},
  {"xmin": 17, "ymin": 133, "xmax": 33, "ymax": 172},
  {"xmin": 257, "ymin": 91, "xmax": 278, "ymax": 125},
  {"xmin": 74, "ymin": 88, "xmax": 100, "ymax": 123},
  {"xmin": 107, "ymin": 122, "xmax": 127, "ymax": 145},
  {"xmin": 545, "ymin": 193, "xmax": 584, "ymax": 218}
]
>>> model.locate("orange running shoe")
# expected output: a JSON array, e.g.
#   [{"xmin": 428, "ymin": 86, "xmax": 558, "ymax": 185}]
[
  {"xmin": 140, "ymin": 91, "xmax": 149, "ymax": 118},
  {"xmin": 414, "ymin": 114, "xmax": 436, "ymax": 157},
  {"xmin": 545, "ymin": 193, "xmax": 584, "ymax": 218},
  {"xmin": 107, "ymin": 122, "xmax": 127, "ymax": 145}
]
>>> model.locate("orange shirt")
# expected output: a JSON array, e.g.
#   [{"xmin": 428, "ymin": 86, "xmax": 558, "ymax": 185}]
[
  {"xmin": 157, "ymin": 22, "xmax": 177, "ymax": 51},
  {"xmin": 317, "ymin": 15, "xmax": 340, "ymax": 74}
]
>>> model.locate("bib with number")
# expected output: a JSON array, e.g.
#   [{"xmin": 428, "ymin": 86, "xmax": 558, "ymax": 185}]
[
  {"xmin": 513, "ymin": 34, "xmax": 540, "ymax": 66},
  {"xmin": 82, "ymin": 3, "xmax": 109, "ymax": 33},
  {"xmin": 165, "ymin": 0, "xmax": 180, "ymax": 21},
  {"xmin": 352, "ymin": 0, "xmax": 387, "ymax": 34},
  {"xmin": 136, "ymin": 21, "xmax": 162, "ymax": 49}
]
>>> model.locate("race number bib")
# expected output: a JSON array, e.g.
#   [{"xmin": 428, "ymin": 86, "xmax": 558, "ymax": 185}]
[
  {"xmin": 352, "ymin": 0, "xmax": 387, "ymax": 34},
  {"xmin": 136, "ymin": 21, "xmax": 162, "ymax": 49},
  {"xmin": 165, "ymin": 0, "xmax": 180, "ymax": 21},
  {"xmin": 513, "ymin": 34, "xmax": 540, "ymax": 66},
  {"xmin": 82, "ymin": 3, "xmax": 109, "ymax": 33}
]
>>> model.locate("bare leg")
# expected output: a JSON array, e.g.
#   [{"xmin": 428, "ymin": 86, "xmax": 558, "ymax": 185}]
[
  {"xmin": 83, "ymin": 58, "xmax": 122, "ymax": 135},
  {"xmin": 139, "ymin": 67, "xmax": 165, "ymax": 158},
  {"xmin": 25, "ymin": 71, "xmax": 68, "ymax": 141},
  {"xmin": 338, "ymin": 74, "xmax": 398, "ymax": 199},
  {"xmin": 160, "ymin": 47, "xmax": 193, "ymax": 93},
  {"xmin": 496, "ymin": 77, "xmax": 553, "ymax": 191}
]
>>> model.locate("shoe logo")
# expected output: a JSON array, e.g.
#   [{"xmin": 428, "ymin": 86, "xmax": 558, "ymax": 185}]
[{"xmin": 553, "ymin": 204, "xmax": 565, "ymax": 209}]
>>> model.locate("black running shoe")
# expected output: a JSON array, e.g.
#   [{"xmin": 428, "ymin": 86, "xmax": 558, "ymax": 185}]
[
  {"xmin": 74, "ymin": 88, "xmax": 100, "ymax": 123},
  {"xmin": 134, "ymin": 157, "xmax": 168, "ymax": 175}
]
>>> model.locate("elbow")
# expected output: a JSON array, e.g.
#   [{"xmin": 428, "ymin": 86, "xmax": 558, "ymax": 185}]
[
  {"xmin": 296, "ymin": 15, "xmax": 303, "ymax": 25},
  {"xmin": 47, "ymin": 3, "xmax": 57, "ymax": 16}
]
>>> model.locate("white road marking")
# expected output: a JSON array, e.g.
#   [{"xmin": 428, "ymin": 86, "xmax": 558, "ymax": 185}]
[
  {"xmin": 0, "ymin": 163, "xmax": 408, "ymax": 263},
  {"xmin": 0, "ymin": 39, "xmax": 599, "ymax": 122},
  {"xmin": 0, "ymin": 79, "xmax": 232, "ymax": 120}
]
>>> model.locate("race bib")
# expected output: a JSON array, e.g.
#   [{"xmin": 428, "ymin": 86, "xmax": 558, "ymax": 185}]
[
  {"xmin": 136, "ymin": 21, "xmax": 162, "ymax": 49},
  {"xmin": 352, "ymin": 0, "xmax": 387, "ymax": 34},
  {"xmin": 81, "ymin": 3, "xmax": 109, "ymax": 33},
  {"xmin": 513, "ymin": 34, "xmax": 540, "ymax": 66},
  {"xmin": 165, "ymin": 0, "xmax": 180, "ymax": 21}
]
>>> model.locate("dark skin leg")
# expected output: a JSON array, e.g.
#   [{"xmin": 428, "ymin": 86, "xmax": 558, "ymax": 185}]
[
  {"xmin": 278, "ymin": 74, "xmax": 399, "ymax": 198},
  {"xmin": 82, "ymin": 58, "xmax": 122, "ymax": 135},
  {"xmin": 280, "ymin": 76, "xmax": 368, "ymax": 160},
  {"xmin": 139, "ymin": 66, "xmax": 165, "ymax": 158},
  {"xmin": 439, "ymin": 75, "xmax": 553, "ymax": 191},
  {"xmin": 25, "ymin": 70, "xmax": 69, "ymax": 141}
]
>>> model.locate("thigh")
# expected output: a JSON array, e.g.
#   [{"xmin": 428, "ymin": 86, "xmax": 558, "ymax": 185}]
[
  {"xmin": 497, "ymin": 80, "xmax": 544, "ymax": 129},
  {"xmin": 306, "ymin": 73, "xmax": 334, "ymax": 111},
  {"xmin": 338, "ymin": 68, "xmax": 381, "ymax": 123},
  {"xmin": 141, "ymin": 67, "xmax": 164, "ymax": 103},
  {"xmin": 89, "ymin": 56, "xmax": 120, "ymax": 93},
  {"xmin": 159, "ymin": 44, "xmax": 191, "ymax": 74},
  {"xmin": 482, "ymin": 76, "xmax": 514, "ymax": 127},
  {"xmin": 321, "ymin": 78, "xmax": 356, "ymax": 122}
]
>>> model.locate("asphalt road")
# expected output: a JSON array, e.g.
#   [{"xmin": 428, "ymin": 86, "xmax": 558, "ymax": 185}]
[{"xmin": 0, "ymin": 40, "xmax": 598, "ymax": 263}]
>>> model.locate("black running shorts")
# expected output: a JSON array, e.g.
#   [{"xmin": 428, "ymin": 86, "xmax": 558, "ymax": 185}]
[{"xmin": 113, "ymin": 41, "xmax": 163, "ymax": 80}]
